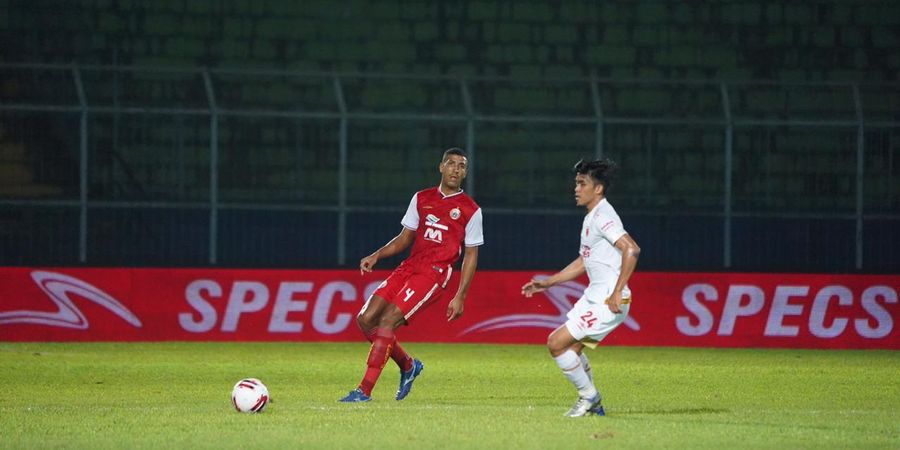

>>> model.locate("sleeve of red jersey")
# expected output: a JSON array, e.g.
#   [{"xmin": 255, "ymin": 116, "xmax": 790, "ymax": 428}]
[
  {"xmin": 400, "ymin": 193, "xmax": 419, "ymax": 230},
  {"xmin": 464, "ymin": 208, "xmax": 484, "ymax": 247}
]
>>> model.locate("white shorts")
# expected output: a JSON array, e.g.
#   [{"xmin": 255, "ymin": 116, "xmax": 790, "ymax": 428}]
[{"xmin": 565, "ymin": 294, "xmax": 631, "ymax": 349}]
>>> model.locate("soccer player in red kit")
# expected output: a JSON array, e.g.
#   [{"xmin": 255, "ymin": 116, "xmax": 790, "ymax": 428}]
[{"xmin": 340, "ymin": 148, "xmax": 483, "ymax": 402}]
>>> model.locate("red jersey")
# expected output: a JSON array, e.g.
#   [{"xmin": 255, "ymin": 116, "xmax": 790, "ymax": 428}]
[{"xmin": 398, "ymin": 186, "xmax": 484, "ymax": 275}]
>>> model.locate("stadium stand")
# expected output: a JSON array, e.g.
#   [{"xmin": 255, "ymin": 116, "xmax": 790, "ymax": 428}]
[{"xmin": 0, "ymin": 1, "xmax": 897, "ymax": 271}]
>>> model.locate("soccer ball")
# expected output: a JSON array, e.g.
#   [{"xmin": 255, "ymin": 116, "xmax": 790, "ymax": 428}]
[{"xmin": 231, "ymin": 378, "xmax": 270, "ymax": 413}]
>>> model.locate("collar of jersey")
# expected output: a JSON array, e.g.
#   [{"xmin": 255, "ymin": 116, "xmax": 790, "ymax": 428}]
[
  {"xmin": 437, "ymin": 186, "xmax": 465, "ymax": 199},
  {"xmin": 587, "ymin": 197, "xmax": 608, "ymax": 216}
]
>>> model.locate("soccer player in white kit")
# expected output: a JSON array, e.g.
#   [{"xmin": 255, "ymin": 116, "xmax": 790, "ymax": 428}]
[{"xmin": 521, "ymin": 158, "xmax": 641, "ymax": 417}]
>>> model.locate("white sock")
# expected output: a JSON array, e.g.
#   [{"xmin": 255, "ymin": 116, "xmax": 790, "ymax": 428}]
[
  {"xmin": 554, "ymin": 350, "xmax": 598, "ymax": 399},
  {"xmin": 579, "ymin": 352, "xmax": 594, "ymax": 386}
]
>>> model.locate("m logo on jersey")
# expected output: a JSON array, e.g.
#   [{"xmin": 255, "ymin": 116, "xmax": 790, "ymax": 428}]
[
  {"xmin": 423, "ymin": 213, "xmax": 448, "ymax": 243},
  {"xmin": 424, "ymin": 227, "xmax": 443, "ymax": 243}
]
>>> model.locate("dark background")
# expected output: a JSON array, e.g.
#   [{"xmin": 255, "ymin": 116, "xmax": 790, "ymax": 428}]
[{"xmin": 1, "ymin": 1, "xmax": 898, "ymax": 272}]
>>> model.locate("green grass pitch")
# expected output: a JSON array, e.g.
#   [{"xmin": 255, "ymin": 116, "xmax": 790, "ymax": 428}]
[{"xmin": 1, "ymin": 342, "xmax": 897, "ymax": 449}]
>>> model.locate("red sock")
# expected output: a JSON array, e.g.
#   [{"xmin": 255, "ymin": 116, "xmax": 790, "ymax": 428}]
[
  {"xmin": 358, "ymin": 327, "xmax": 395, "ymax": 396},
  {"xmin": 391, "ymin": 341, "xmax": 414, "ymax": 372},
  {"xmin": 363, "ymin": 328, "xmax": 413, "ymax": 372}
]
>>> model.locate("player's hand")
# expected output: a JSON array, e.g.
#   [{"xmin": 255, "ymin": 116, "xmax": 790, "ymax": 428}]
[
  {"xmin": 447, "ymin": 296, "xmax": 464, "ymax": 321},
  {"xmin": 521, "ymin": 279, "xmax": 550, "ymax": 298},
  {"xmin": 359, "ymin": 254, "xmax": 378, "ymax": 275},
  {"xmin": 605, "ymin": 291, "xmax": 624, "ymax": 314}
]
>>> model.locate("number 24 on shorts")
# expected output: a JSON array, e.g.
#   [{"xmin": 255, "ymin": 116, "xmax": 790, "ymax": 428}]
[{"xmin": 579, "ymin": 310, "xmax": 598, "ymax": 328}]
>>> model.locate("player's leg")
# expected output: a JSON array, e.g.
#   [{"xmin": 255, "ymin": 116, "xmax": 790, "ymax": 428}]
[
  {"xmin": 343, "ymin": 273, "xmax": 437, "ymax": 402},
  {"xmin": 355, "ymin": 303, "xmax": 407, "ymax": 396},
  {"xmin": 341, "ymin": 302, "xmax": 405, "ymax": 402},
  {"xmin": 364, "ymin": 332, "xmax": 413, "ymax": 372},
  {"xmin": 357, "ymin": 295, "xmax": 414, "ymax": 372},
  {"xmin": 341, "ymin": 273, "xmax": 407, "ymax": 402},
  {"xmin": 550, "ymin": 296, "xmax": 607, "ymax": 417},
  {"xmin": 564, "ymin": 296, "xmax": 633, "ymax": 415},
  {"xmin": 571, "ymin": 342, "xmax": 604, "ymax": 416},
  {"xmin": 390, "ymin": 274, "xmax": 442, "ymax": 400},
  {"xmin": 571, "ymin": 342, "xmax": 594, "ymax": 385},
  {"xmin": 548, "ymin": 325, "xmax": 600, "ymax": 415}
]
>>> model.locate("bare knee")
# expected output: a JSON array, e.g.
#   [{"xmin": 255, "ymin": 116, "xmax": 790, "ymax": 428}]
[
  {"xmin": 356, "ymin": 313, "xmax": 375, "ymax": 331},
  {"xmin": 547, "ymin": 335, "xmax": 567, "ymax": 357},
  {"xmin": 378, "ymin": 305, "xmax": 406, "ymax": 329},
  {"xmin": 547, "ymin": 326, "xmax": 577, "ymax": 357},
  {"xmin": 357, "ymin": 296, "xmax": 387, "ymax": 330},
  {"xmin": 356, "ymin": 311, "xmax": 377, "ymax": 333}
]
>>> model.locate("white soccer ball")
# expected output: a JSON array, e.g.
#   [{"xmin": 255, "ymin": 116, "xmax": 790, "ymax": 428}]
[{"xmin": 231, "ymin": 378, "xmax": 270, "ymax": 413}]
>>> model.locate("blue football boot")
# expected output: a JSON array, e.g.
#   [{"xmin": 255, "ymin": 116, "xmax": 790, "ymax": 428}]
[
  {"xmin": 339, "ymin": 388, "xmax": 371, "ymax": 403},
  {"xmin": 395, "ymin": 359, "xmax": 424, "ymax": 400}
]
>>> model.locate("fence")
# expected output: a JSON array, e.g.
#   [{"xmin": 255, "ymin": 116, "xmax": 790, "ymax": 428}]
[{"xmin": 1, "ymin": 63, "xmax": 898, "ymax": 271}]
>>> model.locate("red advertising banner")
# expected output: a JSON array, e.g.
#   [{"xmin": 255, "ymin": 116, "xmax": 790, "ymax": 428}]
[{"xmin": 0, "ymin": 267, "xmax": 897, "ymax": 349}]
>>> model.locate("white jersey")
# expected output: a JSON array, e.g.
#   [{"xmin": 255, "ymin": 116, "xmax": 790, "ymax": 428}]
[{"xmin": 579, "ymin": 198, "xmax": 630, "ymax": 304}]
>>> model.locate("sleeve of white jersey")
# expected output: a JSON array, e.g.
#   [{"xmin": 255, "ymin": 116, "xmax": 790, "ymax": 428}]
[
  {"xmin": 464, "ymin": 208, "xmax": 484, "ymax": 247},
  {"xmin": 400, "ymin": 193, "xmax": 419, "ymax": 230},
  {"xmin": 596, "ymin": 212, "xmax": 626, "ymax": 245}
]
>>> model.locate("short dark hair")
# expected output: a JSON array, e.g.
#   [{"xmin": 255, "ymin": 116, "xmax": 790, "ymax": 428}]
[
  {"xmin": 573, "ymin": 158, "xmax": 618, "ymax": 193},
  {"xmin": 442, "ymin": 147, "xmax": 467, "ymax": 162}
]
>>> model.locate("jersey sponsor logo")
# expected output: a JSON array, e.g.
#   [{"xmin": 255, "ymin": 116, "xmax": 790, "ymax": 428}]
[
  {"xmin": 450, "ymin": 208, "xmax": 461, "ymax": 220},
  {"xmin": 425, "ymin": 214, "xmax": 448, "ymax": 231},
  {"xmin": 423, "ymin": 227, "xmax": 443, "ymax": 243},
  {"xmin": 423, "ymin": 213, "xmax": 447, "ymax": 243},
  {"xmin": 460, "ymin": 276, "xmax": 640, "ymax": 336},
  {"xmin": 0, "ymin": 271, "xmax": 142, "ymax": 330}
]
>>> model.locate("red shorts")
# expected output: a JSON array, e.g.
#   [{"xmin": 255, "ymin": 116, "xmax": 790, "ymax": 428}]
[{"xmin": 369, "ymin": 264, "xmax": 453, "ymax": 322}]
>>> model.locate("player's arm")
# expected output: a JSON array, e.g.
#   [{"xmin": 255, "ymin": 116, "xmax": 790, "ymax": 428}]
[
  {"xmin": 447, "ymin": 245, "xmax": 478, "ymax": 321},
  {"xmin": 448, "ymin": 207, "xmax": 483, "ymax": 321},
  {"xmin": 606, "ymin": 233, "xmax": 640, "ymax": 313},
  {"xmin": 361, "ymin": 192, "xmax": 420, "ymax": 274},
  {"xmin": 359, "ymin": 228, "xmax": 416, "ymax": 275},
  {"xmin": 521, "ymin": 256, "xmax": 586, "ymax": 297}
]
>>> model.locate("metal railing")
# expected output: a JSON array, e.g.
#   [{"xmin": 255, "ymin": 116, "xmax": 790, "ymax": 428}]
[{"xmin": 1, "ymin": 63, "xmax": 897, "ymax": 270}]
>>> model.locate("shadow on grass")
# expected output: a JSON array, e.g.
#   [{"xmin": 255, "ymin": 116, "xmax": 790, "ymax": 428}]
[{"xmin": 615, "ymin": 407, "xmax": 730, "ymax": 415}]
